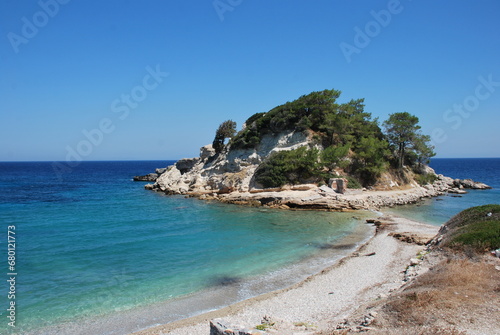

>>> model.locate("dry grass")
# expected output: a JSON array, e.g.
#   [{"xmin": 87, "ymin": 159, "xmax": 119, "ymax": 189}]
[
  {"xmin": 364, "ymin": 327, "xmax": 467, "ymax": 335},
  {"xmin": 375, "ymin": 257, "xmax": 499, "ymax": 333},
  {"xmin": 323, "ymin": 256, "xmax": 499, "ymax": 335}
]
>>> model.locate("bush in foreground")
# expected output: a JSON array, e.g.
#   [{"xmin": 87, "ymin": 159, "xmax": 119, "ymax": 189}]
[{"xmin": 439, "ymin": 204, "xmax": 500, "ymax": 252}]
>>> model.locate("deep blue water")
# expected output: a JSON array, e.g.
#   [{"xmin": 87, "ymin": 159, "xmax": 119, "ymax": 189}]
[{"xmin": 0, "ymin": 161, "xmax": 373, "ymax": 335}]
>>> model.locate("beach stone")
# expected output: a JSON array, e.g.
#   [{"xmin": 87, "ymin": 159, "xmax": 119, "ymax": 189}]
[
  {"xmin": 210, "ymin": 319, "xmax": 265, "ymax": 335},
  {"xmin": 448, "ymin": 188, "xmax": 467, "ymax": 194},
  {"xmin": 410, "ymin": 258, "xmax": 419, "ymax": 266}
]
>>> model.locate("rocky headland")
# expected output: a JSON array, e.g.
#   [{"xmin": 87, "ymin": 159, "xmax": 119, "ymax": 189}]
[
  {"xmin": 136, "ymin": 90, "xmax": 491, "ymax": 210},
  {"xmin": 139, "ymin": 139, "xmax": 490, "ymax": 211}
]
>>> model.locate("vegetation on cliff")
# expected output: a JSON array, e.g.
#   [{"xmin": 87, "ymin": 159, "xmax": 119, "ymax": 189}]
[
  {"xmin": 212, "ymin": 120, "xmax": 237, "ymax": 154},
  {"xmin": 217, "ymin": 89, "xmax": 435, "ymax": 188},
  {"xmin": 439, "ymin": 204, "xmax": 500, "ymax": 252}
]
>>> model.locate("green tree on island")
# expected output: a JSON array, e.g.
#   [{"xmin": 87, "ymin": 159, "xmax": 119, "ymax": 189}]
[
  {"xmin": 213, "ymin": 120, "xmax": 237, "ymax": 154},
  {"xmin": 383, "ymin": 112, "xmax": 435, "ymax": 169}
]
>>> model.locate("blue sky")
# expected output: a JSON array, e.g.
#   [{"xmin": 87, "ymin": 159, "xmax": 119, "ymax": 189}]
[{"xmin": 1, "ymin": 0, "xmax": 499, "ymax": 161}]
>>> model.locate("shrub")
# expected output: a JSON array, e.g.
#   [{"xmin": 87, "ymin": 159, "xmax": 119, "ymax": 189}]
[
  {"xmin": 414, "ymin": 173, "xmax": 438, "ymax": 186},
  {"xmin": 254, "ymin": 147, "xmax": 320, "ymax": 188},
  {"xmin": 441, "ymin": 204, "xmax": 500, "ymax": 252},
  {"xmin": 346, "ymin": 175, "xmax": 362, "ymax": 189},
  {"xmin": 320, "ymin": 144, "xmax": 350, "ymax": 171},
  {"xmin": 452, "ymin": 220, "xmax": 500, "ymax": 250}
]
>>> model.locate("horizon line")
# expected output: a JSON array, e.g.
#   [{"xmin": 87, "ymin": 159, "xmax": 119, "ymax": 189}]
[{"xmin": 1, "ymin": 157, "xmax": 500, "ymax": 163}]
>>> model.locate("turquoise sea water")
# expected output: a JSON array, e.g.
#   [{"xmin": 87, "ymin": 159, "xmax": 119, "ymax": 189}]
[
  {"xmin": 0, "ymin": 161, "xmax": 374, "ymax": 334},
  {"xmin": 385, "ymin": 158, "xmax": 500, "ymax": 225}
]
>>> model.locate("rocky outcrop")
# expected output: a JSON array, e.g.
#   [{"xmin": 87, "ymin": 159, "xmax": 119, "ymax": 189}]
[
  {"xmin": 143, "ymin": 131, "xmax": 492, "ymax": 211},
  {"xmin": 151, "ymin": 131, "xmax": 310, "ymax": 195},
  {"xmin": 453, "ymin": 178, "xmax": 492, "ymax": 189},
  {"xmin": 133, "ymin": 167, "xmax": 167, "ymax": 182}
]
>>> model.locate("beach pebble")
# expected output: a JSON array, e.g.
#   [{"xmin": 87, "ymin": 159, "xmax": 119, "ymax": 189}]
[{"xmin": 409, "ymin": 258, "xmax": 419, "ymax": 266}]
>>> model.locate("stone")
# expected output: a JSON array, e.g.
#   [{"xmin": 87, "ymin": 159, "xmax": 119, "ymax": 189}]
[
  {"xmin": 454, "ymin": 178, "xmax": 491, "ymax": 189},
  {"xmin": 209, "ymin": 319, "xmax": 264, "ymax": 335},
  {"xmin": 155, "ymin": 167, "xmax": 167, "ymax": 175},
  {"xmin": 133, "ymin": 173, "xmax": 158, "ymax": 182},
  {"xmin": 319, "ymin": 185, "xmax": 335, "ymax": 193},
  {"xmin": 448, "ymin": 188, "xmax": 467, "ymax": 194},
  {"xmin": 329, "ymin": 178, "xmax": 348, "ymax": 194},
  {"xmin": 301, "ymin": 195, "xmax": 323, "ymax": 202},
  {"xmin": 175, "ymin": 158, "xmax": 200, "ymax": 174},
  {"xmin": 200, "ymin": 144, "xmax": 216, "ymax": 160}
]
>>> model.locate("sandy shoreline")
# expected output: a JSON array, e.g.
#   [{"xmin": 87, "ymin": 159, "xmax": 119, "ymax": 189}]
[{"xmin": 133, "ymin": 214, "xmax": 439, "ymax": 335}]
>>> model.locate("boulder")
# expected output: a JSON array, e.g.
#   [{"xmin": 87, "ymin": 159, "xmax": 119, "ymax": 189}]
[
  {"xmin": 448, "ymin": 188, "xmax": 467, "ymax": 194},
  {"xmin": 155, "ymin": 168, "xmax": 167, "ymax": 175},
  {"xmin": 209, "ymin": 319, "xmax": 264, "ymax": 335},
  {"xmin": 329, "ymin": 178, "xmax": 348, "ymax": 194},
  {"xmin": 454, "ymin": 178, "xmax": 492, "ymax": 189},
  {"xmin": 319, "ymin": 185, "xmax": 336, "ymax": 194},
  {"xmin": 175, "ymin": 158, "xmax": 200, "ymax": 174},
  {"xmin": 200, "ymin": 144, "xmax": 216, "ymax": 160},
  {"xmin": 133, "ymin": 173, "xmax": 158, "ymax": 182}
]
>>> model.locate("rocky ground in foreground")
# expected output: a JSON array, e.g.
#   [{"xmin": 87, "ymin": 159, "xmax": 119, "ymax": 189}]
[{"xmin": 322, "ymin": 205, "xmax": 500, "ymax": 335}]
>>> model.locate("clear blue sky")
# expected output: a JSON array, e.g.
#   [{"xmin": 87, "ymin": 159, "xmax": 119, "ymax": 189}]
[{"xmin": 1, "ymin": 0, "xmax": 499, "ymax": 161}]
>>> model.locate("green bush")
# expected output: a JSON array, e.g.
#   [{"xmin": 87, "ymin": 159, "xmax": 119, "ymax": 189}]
[
  {"xmin": 346, "ymin": 175, "xmax": 363, "ymax": 189},
  {"xmin": 254, "ymin": 147, "xmax": 320, "ymax": 188},
  {"xmin": 443, "ymin": 204, "xmax": 500, "ymax": 252},
  {"xmin": 452, "ymin": 220, "xmax": 500, "ymax": 250},
  {"xmin": 320, "ymin": 144, "xmax": 350, "ymax": 170},
  {"xmin": 414, "ymin": 173, "xmax": 438, "ymax": 186}
]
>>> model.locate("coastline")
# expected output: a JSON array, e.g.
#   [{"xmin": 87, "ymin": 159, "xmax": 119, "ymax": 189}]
[{"xmin": 133, "ymin": 214, "xmax": 439, "ymax": 335}]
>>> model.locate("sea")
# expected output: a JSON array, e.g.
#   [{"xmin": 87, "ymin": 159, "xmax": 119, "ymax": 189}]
[{"xmin": 0, "ymin": 158, "xmax": 498, "ymax": 334}]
